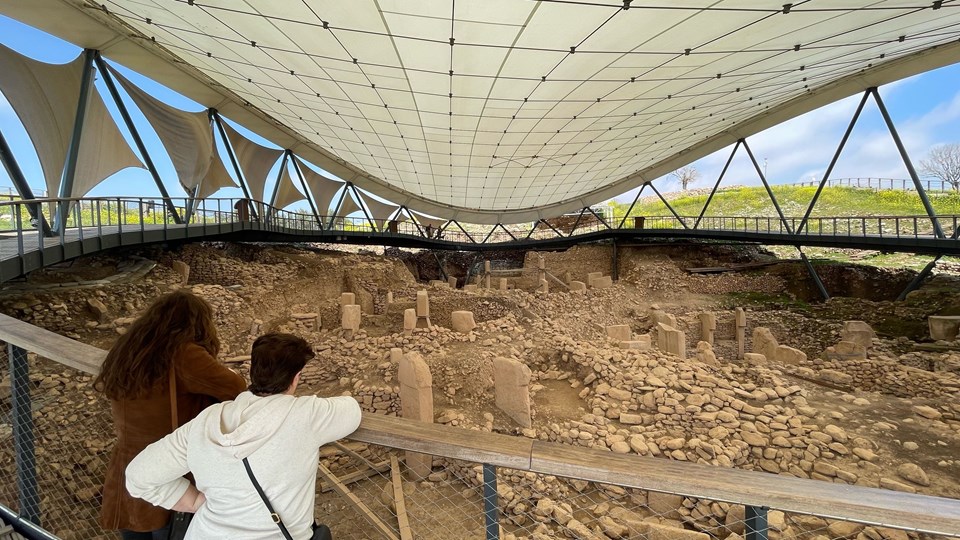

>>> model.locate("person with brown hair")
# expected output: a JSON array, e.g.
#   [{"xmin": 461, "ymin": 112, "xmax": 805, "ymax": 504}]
[
  {"xmin": 96, "ymin": 290, "xmax": 247, "ymax": 540},
  {"xmin": 125, "ymin": 333, "xmax": 362, "ymax": 539}
]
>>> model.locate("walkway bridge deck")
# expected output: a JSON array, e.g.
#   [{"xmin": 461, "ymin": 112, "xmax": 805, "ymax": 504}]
[{"xmin": 1, "ymin": 196, "xmax": 958, "ymax": 283}]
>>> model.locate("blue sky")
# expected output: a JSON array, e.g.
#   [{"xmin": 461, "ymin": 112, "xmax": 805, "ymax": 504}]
[{"xmin": 1, "ymin": 13, "xmax": 959, "ymax": 214}]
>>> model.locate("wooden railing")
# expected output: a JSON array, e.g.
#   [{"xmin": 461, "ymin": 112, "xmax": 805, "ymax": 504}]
[{"xmin": 1, "ymin": 314, "xmax": 959, "ymax": 538}]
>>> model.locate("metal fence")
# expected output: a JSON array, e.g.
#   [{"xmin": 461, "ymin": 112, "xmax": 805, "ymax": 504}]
[
  {"xmin": 789, "ymin": 177, "xmax": 958, "ymax": 192},
  {"xmin": 1, "ymin": 316, "xmax": 960, "ymax": 539}
]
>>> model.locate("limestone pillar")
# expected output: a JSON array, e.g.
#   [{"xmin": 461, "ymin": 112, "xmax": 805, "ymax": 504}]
[
  {"xmin": 656, "ymin": 322, "xmax": 686, "ymax": 359},
  {"xmin": 171, "ymin": 260, "xmax": 190, "ymax": 285},
  {"xmin": 586, "ymin": 271, "xmax": 603, "ymax": 287},
  {"xmin": 451, "ymin": 311, "xmax": 477, "ymax": 333},
  {"xmin": 484, "ymin": 260, "xmax": 491, "ymax": 289},
  {"xmin": 752, "ymin": 327, "xmax": 779, "ymax": 361},
  {"xmin": 464, "ymin": 284, "xmax": 478, "ymax": 292},
  {"xmin": 397, "ymin": 351, "xmax": 434, "ymax": 479},
  {"xmin": 538, "ymin": 279, "xmax": 549, "ymax": 294},
  {"xmin": 735, "ymin": 307, "xmax": 746, "ymax": 359},
  {"xmin": 385, "ymin": 291, "xmax": 393, "ymax": 304},
  {"xmin": 498, "ymin": 278, "xmax": 508, "ymax": 291},
  {"xmin": 447, "ymin": 276, "xmax": 457, "ymax": 288},
  {"xmin": 403, "ymin": 308, "xmax": 416, "ymax": 335},
  {"xmin": 340, "ymin": 292, "xmax": 356, "ymax": 307},
  {"xmin": 592, "ymin": 276, "xmax": 612, "ymax": 288},
  {"xmin": 341, "ymin": 304, "xmax": 361, "ymax": 338},
  {"xmin": 841, "ymin": 320, "xmax": 876, "ymax": 349},
  {"xmin": 699, "ymin": 312, "xmax": 716, "ymax": 345},
  {"xmin": 415, "ymin": 290, "xmax": 431, "ymax": 328},
  {"xmin": 606, "ymin": 324, "xmax": 631, "ymax": 341},
  {"xmin": 569, "ymin": 281, "xmax": 586, "ymax": 293},
  {"xmin": 493, "ymin": 357, "xmax": 532, "ymax": 428}
]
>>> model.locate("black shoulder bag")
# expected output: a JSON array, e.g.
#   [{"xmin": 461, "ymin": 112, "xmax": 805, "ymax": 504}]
[{"xmin": 242, "ymin": 458, "xmax": 333, "ymax": 540}]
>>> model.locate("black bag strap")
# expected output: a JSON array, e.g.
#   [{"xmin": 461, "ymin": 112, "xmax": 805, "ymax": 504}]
[{"xmin": 242, "ymin": 457, "xmax": 294, "ymax": 540}]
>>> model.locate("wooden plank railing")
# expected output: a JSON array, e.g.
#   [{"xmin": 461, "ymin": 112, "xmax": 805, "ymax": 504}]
[{"xmin": 1, "ymin": 314, "xmax": 959, "ymax": 537}]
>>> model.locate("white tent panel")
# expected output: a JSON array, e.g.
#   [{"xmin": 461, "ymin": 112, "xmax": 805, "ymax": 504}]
[
  {"xmin": 196, "ymin": 147, "xmax": 238, "ymax": 201},
  {"xmin": 73, "ymin": 89, "xmax": 144, "ymax": 198},
  {"xmin": 272, "ymin": 167, "xmax": 306, "ymax": 211},
  {"xmin": 220, "ymin": 121, "xmax": 283, "ymax": 202},
  {"xmin": 294, "ymin": 157, "xmax": 343, "ymax": 215}
]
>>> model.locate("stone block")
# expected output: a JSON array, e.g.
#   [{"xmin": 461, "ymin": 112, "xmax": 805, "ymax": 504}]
[
  {"xmin": 646, "ymin": 491, "xmax": 684, "ymax": 520},
  {"xmin": 650, "ymin": 306, "xmax": 677, "ymax": 327},
  {"xmin": 638, "ymin": 521, "xmax": 709, "ymax": 540},
  {"xmin": 171, "ymin": 260, "xmax": 190, "ymax": 284},
  {"xmin": 586, "ymin": 271, "xmax": 603, "ymax": 286},
  {"xmin": 447, "ymin": 276, "xmax": 457, "ymax": 288},
  {"xmin": 463, "ymin": 284, "xmax": 478, "ymax": 292},
  {"xmin": 86, "ymin": 298, "xmax": 108, "ymax": 323},
  {"xmin": 569, "ymin": 281, "xmax": 587, "ymax": 293},
  {"xmin": 398, "ymin": 351, "xmax": 434, "ymax": 479},
  {"xmin": 592, "ymin": 275, "xmax": 613, "ymax": 289},
  {"xmin": 538, "ymin": 279, "xmax": 549, "ymax": 293},
  {"xmin": 484, "ymin": 260, "xmax": 491, "ymax": 273},
  {"xmin": 606, "ymin": 324, "xmax": 631, "ymax": 341},
  {"xmin": 775, "ymin": 345, "xmax": 807, "ymax": 365},
  {"xmin": 451, "ymin": 311, "xmax": 477, "ymax": 333},
  {"xmin": 928, "ymin": 315, "xmax": 960, "ymax": 340},
  {"xmin": 841, "ymin": 320, "xmax": 876, "ymax": 349},
  {"xmin": 429, "ymin": 279, "xmax": 448, "ymax": 288},
  {"xmin": 498, "ymin": 278, "xmax": 508, "ymax": 290},
  {"xmin": 743, "ymin": 353, "xmax": 766, "ymax": 366},
  {"xmin": 620, "ymin": 337, "xmax": 651, "ymax": 350},
  {"xmin": 403, "ymin": 308, "xmax": 416, "ymax": 334},
  {"xmin": 340, "ymin": 292, "xmax": 356, "ymax": 307},
  {"xmin": 824, "ymin": 340, "xmax": 866, "ymax": 361},
  {"xmin": 699, "ymin": 312, "xmax": 716, "ymax": 345},
  {"xmin": 752, "ymin": 327, "xmax": 779, "ymax": 360},
  {"xmin": 416, "ymin": 290, "xmax": 430, "ymax": 317},
  {"xmin": 695, "ymin": 341, "xmax": 718, "ymax": 367},
  {"xmin": 735, "ymin": 307, "xmax": 746, "ymax": 327},
  {"xmin": 493, "ymin": 357, "xmax": 532, "ymax": 428},
  {"xmin": 341, "ymin": 304, "xmax": 361, "ymax": 332},
  {"xmin": 735, "ymin": 307, "xmax": 746, "ymax": 359},
  {"xmin": 385, "ymin": 291, "xmax": 393, "ymax": 304},
  {"xmin": 656, "ymin": 323, "xmax": 686, "ymax": 359}
]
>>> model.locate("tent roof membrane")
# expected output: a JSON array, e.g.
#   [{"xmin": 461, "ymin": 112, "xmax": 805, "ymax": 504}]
[{"xmin": 5, "ymin": 1, "xmax": 960, "ymax": 224}]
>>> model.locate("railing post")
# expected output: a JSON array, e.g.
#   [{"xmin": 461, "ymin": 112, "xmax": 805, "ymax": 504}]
[
  {"xmin": 745, "ymin": 505, "xmax": 768, "ymax": 540},
  {"xmin": 482, "ymin": 464, "xmax": 499, "ymax": 540},
  {"xmin": 9, "ymin": 343, "xmax": 40, "ymax": 526}
]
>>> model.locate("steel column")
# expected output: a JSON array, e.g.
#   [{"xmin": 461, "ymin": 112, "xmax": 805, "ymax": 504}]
[
  {"xmin": 482, "ymin": 464, "xmax": 499, "ymax": 540},
  {"xmin": 540, "ymin": 218, "xmax": 565, "ymax": 238},
  {"xmin": 328, "ymin": 184, "xmax": 349, "ymax": 229},
  {"xmin": 290, "ymin": 156, "xmax": 324, "ymax": 228},
  {"xmin": 266, "ymin": 150, "xmax": 290, "ymax": 223},
  {"xmin": 402, "ymin": 207, "xmax": 425, "ymax": 237},
  {"xmin": 212, "ymin": 111, "xmax": 258, "ymax": 220},
  {"xmin": 350, "ymin": 184, "xmax": 378, "ymax": 231},
  {"xmin": 798, "ymin": 90, "xmax": 870, "ymax": 234},
  {"xmin": 586, "ymin": 206, "xmax": 611, "ymax": 229},
  {"xmin": 745, "ymin": 506, "xmax": 768, "ymax": 540},
  {"xmin": 897, "ymin": 255, "xmax": 941, "ymax": 301},
  {"xmin": 95, "ymin": 54, "xmax": 182, "ymax": 224},
  {"xmin": 618, "ymin": 184, "xmax": 645, "ymax": 229},
  {"xmin": 0, "ymin": 129, "xmax": 52, "ymax": 236},
  {"xmin": 568, "ymin": 208, "xmax": 586, "ymax": 236},
  {"xmin": 433, "ymin": 252, "xmax": 448, "ymax": 281},
  {"xmin": 695, "ymin": 140, "xmax": 741, "ymax": 229},
  {"xmin": 449, "ymin": 220, "xmax": 475, "ymax": 242},
  {"xmin": 55, "ymin": 49, "xmax": 97, "ymax": 235},
  {"xmin": 742, "ymin": 138, "xmax": 792, "ymax": 234},
  {"xmin": 9, "ymin": 343, "xmax": 40, "ymax": 526},
  {"xmin": 612, "ymin": 240, "xmax": 619, "ymax": 280},
  {"xmin": 649, "ymin": 183, "xmax": 689, "ymax": 229},
  {"xmin": 871, "ymin": 87, "xmax": 944, "ymax": 238},
  {"xmin": 797, "ymin": 247, "xmax": 830, "ymax": 300},
  {"xmin": 498, "ymin": 223, "xmax": 517, "ymax": 241}
]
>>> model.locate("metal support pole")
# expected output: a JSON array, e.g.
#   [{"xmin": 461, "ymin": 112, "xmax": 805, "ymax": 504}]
[
  {"xmin": 0, "ymin": 129, "xmax": 52, "ymax": 236},
  {"xmin": 695, "ymin": 140, "xmax": 741, "ymax": 229},
  {"xmin": 897, "ymin": 255, "xmax": 941, "ymax": 301},
  {"xmin": 183, "ymin": 185, "xmax": 199, "ymax": 224},
  {"xmin": 797, "ymin": 247, "xmax": 830, "ymax": 300},
  {"xmin": 481, "ymin": 224, "xmax": 498, "ymax": 244},
  {"xmin": 433, "ymin": 252, "xmax": 448, "ymax": 281},
  {"xmin": 568, "ymin": 208, "xmax": 586, "ymax": 236},
  {"xmin": 266, "ymin": 150, "xmax": 290, "ymax": 223},
  {"xmin": 95, "ymin": 54, "xmax": 182, "ymax": 224},
  {"xmin": 350, "ymin": 184, "xmax": 378, "ymax": 231},
  {"xmin": 871, "ymin": 87, "xmax": 944, "ymax": 238},
  {"xmin": 290, "ymin": 156, "xmax": 324, "ymax": 229},
  {"xmin": 612, "ymin": 240, "xmax": 619, "ymax": 281},
  {"xmin": 212, "ymin": 111, "xmax": 258, "ymax": 221},
  {"xmin": 798, "ymin": 90, "xmax": 869, "ymax": 234},
  {"xmin": 9, "ymin": 343, "xmax": 40, "ymax": 526},
  {"xmin": 498, "ymin": 223, "xmax": 517, "ymax": 241},
  {"xmin": 328, "ymin": 184, "xmax": 349, "ymax": 230},
  {"xmin": 55, "ymin": 48, "xmax": 97, "ymax": 235},
  {"xmin": 618, "ymin": 184, "xmax": 646, "ymax": 229},
  {"xmin": 482, "ymin": 464, "xmax": 499, "ymax": 540},
  {"xmin": 403, "ymin": 207, "xmax": 425, "ymax": 237},
  {"xmin": 745, "ymin": 506, "xmax": 768, "ymax": 540},
  {"xmin": 742, "ymin": 138, "xmax": 792, "ymax": 234},
  {"xmin": 586, "ymin": 206, "xmax": 611, "ymax": 229},
  {"xmin": 649, "ymin": 183, "xmax": 689, "ymax": 229},
  {"xmin": 450, "ymin": 220, "xmax": 475, "ymax": 242},
  {"xmin": 540, "ymin": 218, "xmax": 564, "ymax": 238}
]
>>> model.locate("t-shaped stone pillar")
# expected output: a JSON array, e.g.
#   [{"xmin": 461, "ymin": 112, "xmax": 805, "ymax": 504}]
[
  {"xmin": 397, "ymin": 350, "xmax": 434, "ymax": 479},
  {"xmin": 735, "ymin": 307, "xmax": 747, "ymax": 359},
  {"xmin": 340, "ymin": 292, "xmax": 356, "ymax": 307},
  {"xmin": 341, "ymin": 304, "xmax": 361, "ymax": 339},
  {"xmin": 415, "ymin": 290, "xmax": 432, "ymax": 328},
  {"xmin": 493, "ymin": 357, "xmax": 532, "ymax": 428},
  {"xmin": 699, "ymin": 312, "xmax": 716, "ymax": 345}
]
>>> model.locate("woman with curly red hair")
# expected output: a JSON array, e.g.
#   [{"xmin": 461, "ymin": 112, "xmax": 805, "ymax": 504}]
[{"xmin": 95, "ymin": 290, "xmax": 246, "ymax": 539}]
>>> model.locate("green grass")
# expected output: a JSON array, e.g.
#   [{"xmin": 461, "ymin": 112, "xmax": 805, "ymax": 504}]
[{"xmin": 610, "ymin": 185, "xmax": 960, "ymax": 218}]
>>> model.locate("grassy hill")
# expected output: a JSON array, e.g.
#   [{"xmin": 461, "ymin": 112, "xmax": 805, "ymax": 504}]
[{"xmin": 613, "ymin": 185, "xmax": 960, "ymax": 218}]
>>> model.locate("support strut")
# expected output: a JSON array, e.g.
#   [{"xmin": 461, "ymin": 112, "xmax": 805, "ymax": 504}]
[
  {"xmin": 695, "ymin": 140, "xmax": 741, "ymax": 230},
  {"xmin": 797, "ymin": 247, "xmax": 830, "ymax": 301}
]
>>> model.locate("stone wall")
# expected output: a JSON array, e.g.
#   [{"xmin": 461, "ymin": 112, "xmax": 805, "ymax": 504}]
[{"xmin": 802, "ymin": 356, "xmax": 960, "ymax": 398}]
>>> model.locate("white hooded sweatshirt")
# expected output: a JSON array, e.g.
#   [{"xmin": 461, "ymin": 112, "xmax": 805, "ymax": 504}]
[{"xmin": 126, "ymin": 391, "xmax": 362, "ymax": 539}]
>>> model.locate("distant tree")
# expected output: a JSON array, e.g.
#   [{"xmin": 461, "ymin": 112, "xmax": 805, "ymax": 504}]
[
  {"xmin": 919, "ymin": 143, "xmax": 960, "ymax": 191},
  {"xmin": 671, "ymin": 166, "xmax": 700, "ymax": 191}
]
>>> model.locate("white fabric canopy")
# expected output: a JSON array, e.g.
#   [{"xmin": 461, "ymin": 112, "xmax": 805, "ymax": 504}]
[
  {"xmin": 10, "ymin": 1, "xmax": 960, "ymax": 222},
  {"xmin": 294, "ymin": 157, "xmax": 343, "ymax": 215},
  {"xmin": 110, "ymin": 66, "xmax": 219, "ymax": 195},
  {"xmin": 0, "ymin": 45, "xmax": 141, "ymax": 198},
  {"xmin": 196, "ymin": 145, "xmax": 238, "ymax": 200},
  {"xmin": 272, "ymin": 166, "xmax": 306, "ymax": 210},
  {"xmin": 336, "ymin": 190, "xmax": 361, "ymax": 219},
  {"xmin": 357, "ymin": 191, "xmax": 398, "ymax": 231},
  {"xmin": 220, "ymin": 120, "xmax": 283, "ymax": 202},
  {"xmin": 411, "ymin": 212, "xmax": 447, "ymax": 231}
]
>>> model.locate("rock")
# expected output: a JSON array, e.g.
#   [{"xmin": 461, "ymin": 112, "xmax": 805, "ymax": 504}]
[
  {"xmin": 879, "ymin": 477, "xmax": 917, "ymax": 493},
  {"xmin": 451, "ymin": 311, "xmax": 477, "ymax": 333},
  {"xmin": 775, "ymin": 345, "xmax": 806, "ymax": 365},
  {"xmin": 86, "ymin": 298, "xmax": 108, "ymax": 322},
  {"xmin": 841, "ymin": 321, "xmax": 875, "ymax": 349},
  {"xmin": 752, "ymin": 327, "xmax": 779, "ymax": 360},
  {"xmin": 896, "ymin": 463, "xmax": 929, "ymax": 486},
  {"xmin": 743, "ymin": 353, "xmax": 766, "ymax": 366},
  {"xmin": 606, "ymin": 324, "xmax": 631, "ymax": 341},
  {"xmin": 826, "ymin": 521, "xmax": 864, "ymax": 539},
  {"xmin": 912, "ymin": 405, "xmax": 942, "ymax": 420},
  {"xmin": 637, "ymin": 521, "xmax": 710, "ymax": 540},
  {"xmin": 928, "ymin": 315, "xmax": 960, "ymax": 340},
  {"xmin": 646, "ymin": 492, "xmax": 683, "ymax": 520},
  {"xmin": 819, "ymin": 369, "xmax": 853, "ymax": 387},
  {"xmin": 823, "ymin": 424, "xmax": 848, "ymax": 443}
]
